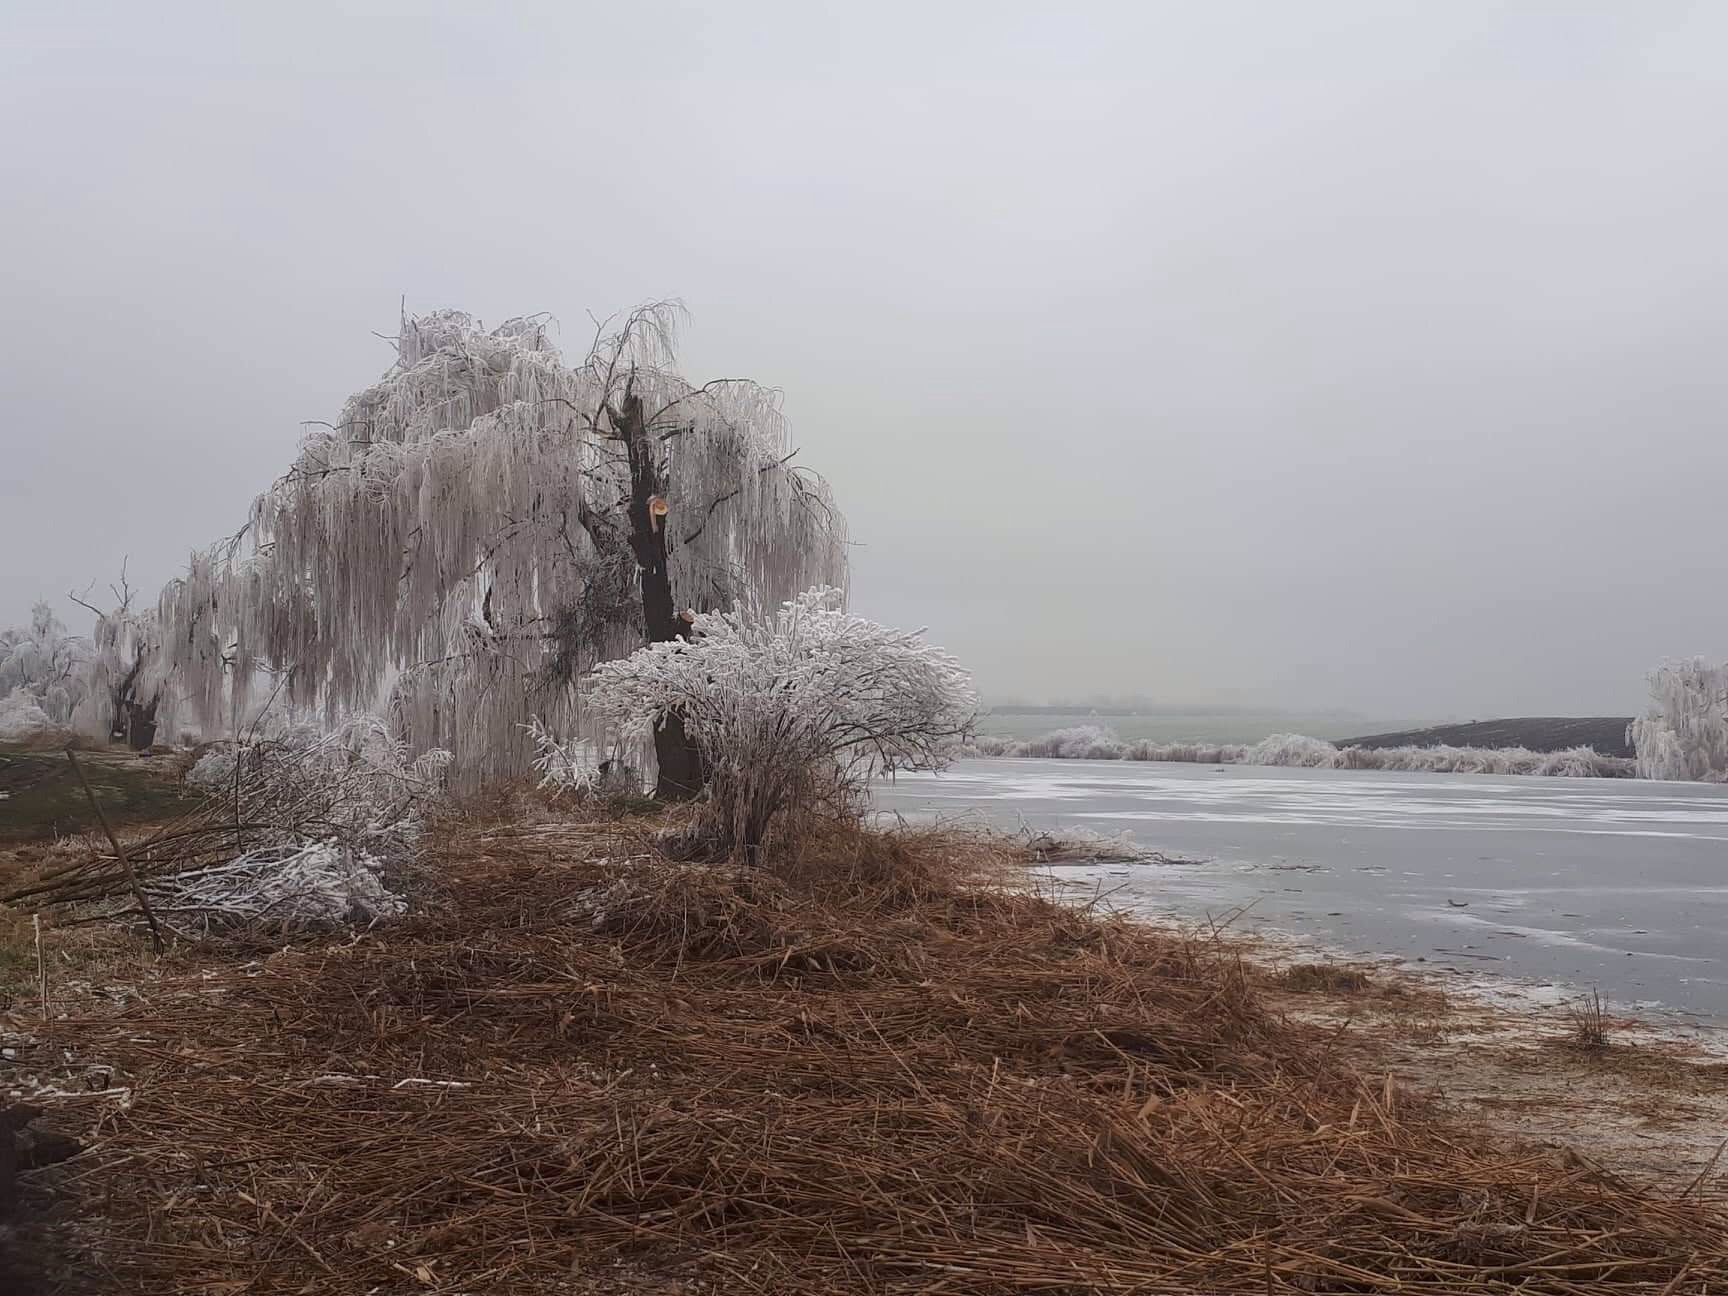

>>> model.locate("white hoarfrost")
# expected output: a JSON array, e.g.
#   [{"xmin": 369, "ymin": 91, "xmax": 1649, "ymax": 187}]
[
  {"xmin": 524, "ymin": 713, "xmax": 601, "ymax": 794},
  {"xmin": 586, "ymin": 588, "xmax": 976, "ymax": 851},
  {"xmin": 0, "ymin": 601, "xmax": 88, "ymax": 728},
  {"xmin": 156, "ymin": 713, "xmax": 451, "ymax": 926},
  {"xmin": 144, "ymin": 841, "xmax": 405, "ymax": 926},
  {"xmin": 969, "ymin": 726, "xmax": 1632, "ymax": 778},
  {"xmin": 1629, "ymin": 659, "xmax": 1728, "ymax": 782},
  {"xmin": 0, "ymin": 688, "xmax": 60, "ymax": 745},
  {"xmin": 72, "ymin": 601, "xmax": 178, "ymax": 746},
  {"xmin": 522, "ymin": 714, "xmax": 641, "ymax": 796},
  {"xmin": 5, "ymin": 712, "xmax": 440, "ymax": 932},
  {"xmin": 186, "ymin": 712, "xmax": 452, "ymax": 860},
  {"xmin": 158, "ymin": 305, "xmax": 846, "ymax": 788}
]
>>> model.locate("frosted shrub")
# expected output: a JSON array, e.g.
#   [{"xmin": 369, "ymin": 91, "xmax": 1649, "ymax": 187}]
[
  {"xmin": 1245, "ymin": 733, "xmax": 1339, "ymax": 768},
  {"xmin": 1127, "ymin": 739, "xmax": 1240, "ymax": 763},
  {"xmin": 1534, "ymin": 747, "xmax": 1608, "ymax": 778},
  {"xmin": 0, "ymin": 688, "xmax": 61, "ymax": 745},
  {"xmin": 588, "ymin": 588, "xmax": 975, "ymax": 857},
  {"xmin": 523, "ymin": 715, "xmax": 642, "ymax": 798},
  {"xmin": 525, "ymin": 715, "xmax": 602, "ymax": 794},
  {"xmin": 0, "ymin": 602, "xmax": 88, "ymax": 727},
  {"xmin": 978, "ymin": 726, "xmax": 1134, "ymax": 760},
  {"xmin": 1018, "ymin": 726, "xmax": 1124, "ymax": 760},
  {"xmin": 1064, "ymin": 728, "xmax": 1128, "ymax": 760},
  {"xmin": 1630, "ymin": 660, "xmax": 1728, "ymax": 781}
]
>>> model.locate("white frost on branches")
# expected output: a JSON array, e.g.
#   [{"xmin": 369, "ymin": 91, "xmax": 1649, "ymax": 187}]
[
  {"xmin": 158, "ymin": 305, "xmax": 846, "ymax": 787},
  {"xmin": 144, "ymin": 841, "xmax": 405, "ymax": 927},
  {"xmin": 186, "ymin": 712, "xmax": 453, "ymax": 860},
  {"xmin": 0, "ymin": 689, "xmax": 60, "ymax": 744},
  {"xmin": 587, "ymin": 588, "xmax": 976, "ymax": 852},
  {"xmin": 147, "ymin": 713, "xmax": 452, "ymax": 927},
  {"xmin": 1629, "ymin": 660, "xmax": 1728, "ymax": 782},
  {"xmin": 970, "ymin": 726, "xmax": 1630, "ymax": 778},
  {"xmin": 0, "ymin": 602, "xmax": 88, "ymax": 727},
  {"xmin": 524, "ymin": 714, "xmax": 602, "ymax": 794},
  {"xmin": 72, "ymin": 601, "xmax": 178, "ymax": 747}
]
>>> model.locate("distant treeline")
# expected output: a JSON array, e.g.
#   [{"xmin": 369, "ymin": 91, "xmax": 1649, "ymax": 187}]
[{"xmin": 967, "ymin": 727, "xmax": 1635, "ymax": 778}]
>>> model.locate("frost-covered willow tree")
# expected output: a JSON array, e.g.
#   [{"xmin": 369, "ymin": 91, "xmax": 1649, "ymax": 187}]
[
  {"xmin": 71, "ymin": 583, "xmax": 176, "ymax": 750},
  {"xmin": 1629, "ymin": 659, "xmax": 1728, "ymax": 781},
  {"xmin": 160, "ymin": 304, "xmax": 846, "ymax": 791}
]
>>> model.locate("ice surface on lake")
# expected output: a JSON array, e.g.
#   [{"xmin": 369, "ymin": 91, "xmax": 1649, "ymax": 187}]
[{"xmin": 877, "ymin": 759, "xmax": 1728, "ymax": 1024}]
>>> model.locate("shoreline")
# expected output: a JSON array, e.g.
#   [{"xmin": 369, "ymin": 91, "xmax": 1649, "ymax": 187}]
[
  {"xmin": 1050, "ymin": 859, "xmax": 1728, "ymax": 1033},
  {"xmin": 975, "ymin": 834, "xmax": 1728, "ymax": 1193},
  {"xmin": 878, "ymin": 760, "xmax": 1728, "ymax": 1024},
  {"xmin": 1064, "ymin": 873, "xmax": 1728, "ymax": 1190}
]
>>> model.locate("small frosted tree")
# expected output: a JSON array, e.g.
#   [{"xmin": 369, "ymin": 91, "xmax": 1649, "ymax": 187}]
[
  {"xmin": 587, "ymin": 588, "xmax": 976, "ymax": 857},
  {"xmin": 0, "ymin": 601, "xmax": 88, "ymax": 724},
  {"xmin": 1629, "ymin": 659, "xmax": 1728, "ymax": 781},
  {"xmin": 71, "ymin": 589, "xmax": 176, "ymax": 751},
  {"xmin": 159, "ymin": 304, "xmax": 846, "ymax": 791}
]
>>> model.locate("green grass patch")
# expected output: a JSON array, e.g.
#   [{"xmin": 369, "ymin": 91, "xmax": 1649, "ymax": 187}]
[{"xmin": 0, "ymin": 745, "xmax": 203, "ymax": 845}]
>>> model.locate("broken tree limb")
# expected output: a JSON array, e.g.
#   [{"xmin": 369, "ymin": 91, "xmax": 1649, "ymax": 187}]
[
  {"xmin": 33, "ymin": 914, "xmax": 47, "ymax": 1021},
  {"xmin": 64, "ymin": 749, "xmax": 166, "ymax": 954}
]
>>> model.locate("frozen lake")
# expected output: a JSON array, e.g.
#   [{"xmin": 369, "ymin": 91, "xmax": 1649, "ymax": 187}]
[{"xmin": 875, "ymin": 759, "xmax": 1728, "ymax": 1025}]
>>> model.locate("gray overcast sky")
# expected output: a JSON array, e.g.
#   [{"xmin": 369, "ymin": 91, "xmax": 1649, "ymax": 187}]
[{"xmin": 2, "ymin": 1, "xmax": 1724, "ymax": 720}]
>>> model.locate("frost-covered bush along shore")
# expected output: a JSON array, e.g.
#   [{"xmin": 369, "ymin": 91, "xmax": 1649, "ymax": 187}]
[
  {"xmin": 967, "ymin": 727, "xmax": 1632, "ymax": 778},
  {"xmin": 586, "ymin": 588, "xmax": 975, "ymax": 855},
  {"xmin": 1629, "ymin": 660, "xmax": 1728, "ymax": 782}
]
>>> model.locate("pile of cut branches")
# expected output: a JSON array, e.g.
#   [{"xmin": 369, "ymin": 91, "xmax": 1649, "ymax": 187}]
[{"xmin": 2, "ymin": 717, "xmax": 445, "ymax": 932}]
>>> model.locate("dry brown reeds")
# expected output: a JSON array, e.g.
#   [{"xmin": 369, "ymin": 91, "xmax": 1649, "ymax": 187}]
[
  {"xmin": 1281, "ymin": 962, "xmax": 1373, "ymax": 995},
  {"xmin": 11, "ymin": 815, "xmax": 1726, "ymax": 1293},
  {"xmin": 1567, "ymin": 988, "xmax": 1613, "ymax": 1051}
]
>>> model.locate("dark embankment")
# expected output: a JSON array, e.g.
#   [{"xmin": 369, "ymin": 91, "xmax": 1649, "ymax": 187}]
[{"xmin": 1344, "ymin": 716, "xmax": 1634, "ymax": 759}]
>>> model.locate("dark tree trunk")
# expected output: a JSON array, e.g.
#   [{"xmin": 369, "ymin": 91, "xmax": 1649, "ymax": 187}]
[
  {"xmin": 122, "ymin": 701, "xmax": 159, "ymax": 751},
  {"xmin": 615, "ymin": 391, "xmax": 705, "ymax": 800},
  {"xmin": 114, "ymin": 660, "xmax": 159, "ymax": 751}
]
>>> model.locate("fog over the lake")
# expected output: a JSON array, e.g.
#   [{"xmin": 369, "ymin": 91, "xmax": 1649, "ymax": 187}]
[{"xmin": 3, "ymin": 2, "xmax": 1724, "ymax": 721}]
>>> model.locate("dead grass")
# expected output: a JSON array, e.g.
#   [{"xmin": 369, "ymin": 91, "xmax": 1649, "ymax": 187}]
[
  {"xmin": 1281, "ymin": 962, "xmax": 1372, "ymax": 994},
  {"xmin": 1566, "ymin": 989, "xmax": 1613, "ymax": 1051},
  {"xmin": 5, "ymin": 811, "xmax": 1727, "ymax": 1293}
]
